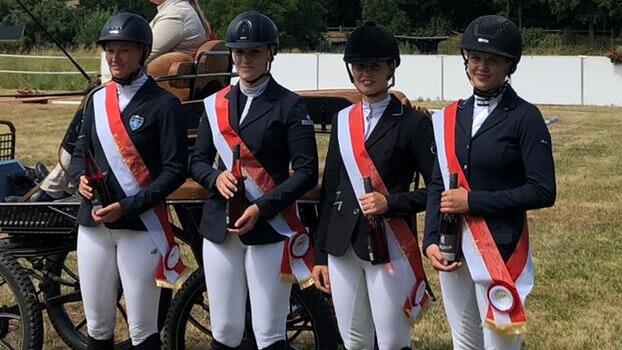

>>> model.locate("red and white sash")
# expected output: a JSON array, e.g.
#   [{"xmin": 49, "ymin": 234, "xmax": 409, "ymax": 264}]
[
  {"xmin": 431, "ymin": 101, "xmax": 534, "ymax": 335},
  {"xmin": 92, "ymin": 82, "xmax": 187, "ymax": 289},
  {"xmin": 203, "ymin": 86, "xmax": 315, "ymax": 288},
  {"xmin": 336, "ymin": 102, "xmax": 430, "ymax": 321}
]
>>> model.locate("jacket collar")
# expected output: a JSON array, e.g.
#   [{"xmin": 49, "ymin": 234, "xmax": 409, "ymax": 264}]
[
  {"xmin": 457, "ymin": 85, "xmax": 520, "ymax": 139},
  {"xmin": 365, "ymin": 94, "xmax": 404, "ymax": 149},
  {"xmin": 120, "ymin": 77, "xmax": 159, "ymax": 118},
  {"xmin": 225, "ymin": 76, "xmax": 280, "ymax": 132}
]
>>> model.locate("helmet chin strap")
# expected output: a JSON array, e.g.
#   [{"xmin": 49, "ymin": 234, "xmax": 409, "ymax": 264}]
[
  {"xmin": 473, "ymin": 80, "xmax": 509, "ymax": 99},
  {"xmin": 112, "ymin": 68, "xmax": 143, "ymax": 86}
]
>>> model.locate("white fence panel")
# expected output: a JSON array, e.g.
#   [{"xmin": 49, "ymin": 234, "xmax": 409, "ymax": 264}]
[
  {"xmin": 394, "ymin": 55, "xmax": 443, "ymax": 101},
  {"xmin": 442, "ymin": 55, "xmax": 472, "ymax": 101},
  {"xmin": 272, "ymin": 54, "xmax": 318, "ymax": 91},
  {"xmin": 512, "ymin": 56, "xmax": 582, "ymax": 105},
  {"xmin": 97, "ymin": 52, "xmax": 622, "ymax": 106},
  {"xmin": 317, "ymin": 54, "xmax": 352, "ymax": 89},
  {"xmin": 582, "ymin": 56, "xmax": 622, "ymax": 106}
]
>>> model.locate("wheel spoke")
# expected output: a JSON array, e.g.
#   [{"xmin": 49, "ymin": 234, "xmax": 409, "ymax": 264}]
[
  {"xmin": 0, "ymin": 313, "xmax": 20, "ymax": 321},
  {"xmin": 74, "ymin": 317, "xmax": 87, "ymax": 331},
  {"xmin": 0, "ymin": 338, "xmax": 16, "ymax": 350},
  {"xmin": 188, "ymin": 314, "xmax": 211, "ymax": 336},
  {"xmin": 0, "ymin": 305, "xmax": 20, "ymax": 321}
]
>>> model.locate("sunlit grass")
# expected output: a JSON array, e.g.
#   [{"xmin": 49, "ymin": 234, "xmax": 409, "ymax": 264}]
[{"xmin": 0, "ymin": 100, "xmax": 619, "ymax": 349}]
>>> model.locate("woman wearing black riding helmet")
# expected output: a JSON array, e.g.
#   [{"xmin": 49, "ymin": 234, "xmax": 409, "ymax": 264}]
[
  {"xmin": 312, "ymin": 21, "xmax": 435, "ymax": 350},
  {"xmin": 423, "ymin": 15, "xmax": 556, "ymax": 349},
  {"xmin": 69, "ymin": 12, "xmax": 187, "ymax": 350},
  {"xmin": 190, "ymin": 11, "xmax": 318, "ymax": 350}
]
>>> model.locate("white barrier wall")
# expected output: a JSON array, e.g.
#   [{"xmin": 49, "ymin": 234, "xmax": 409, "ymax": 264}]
[
  {"xmin": 395, "ymin": 55, "xmax": 444, "ymax": 101},
  {"xmin": 317, "ymin": 54, "xmax": 352, "ymax": 89},
  {"xmin": 583, "ymin": 56, "xmax": 622, "ymax": 106},
  {"xmin": 512, "ymin": 56, "xmax": 582, "ymax": 105},
  {"xmin": 101, "ymin": 53, "xmax": 622, "ymax": 106},
  {"xmin": 272, "ymin": 53, "xmax": 318, "ymax": 90}
]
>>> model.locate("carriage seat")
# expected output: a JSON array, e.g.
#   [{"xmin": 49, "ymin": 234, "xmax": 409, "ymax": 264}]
[{"xmin": 147, "ymin": 40, "xmax": 232, "ymax": 102}]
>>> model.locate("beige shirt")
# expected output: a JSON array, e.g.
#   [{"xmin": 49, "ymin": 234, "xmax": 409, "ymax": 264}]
[{"xmin": 147, "ymin": 0, "xmax": 207, "ymax": 63}]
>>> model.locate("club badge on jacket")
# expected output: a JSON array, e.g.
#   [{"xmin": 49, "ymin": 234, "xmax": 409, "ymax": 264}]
[{"xmin": 129, "ymin": 115, "xmax": 144, "ymax": 131}]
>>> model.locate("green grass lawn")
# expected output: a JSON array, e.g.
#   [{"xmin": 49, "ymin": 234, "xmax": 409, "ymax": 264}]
[
  {"xmin": 0, "ymin": 100, "xmax": 620, "ymax": 349},
  {"xmin": 0, "ymin": 54, "xmax": 99, "ymax": 91}
]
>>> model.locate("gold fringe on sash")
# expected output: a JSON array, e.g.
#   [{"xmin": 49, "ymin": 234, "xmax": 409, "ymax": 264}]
[
  {"xmin": 155, "ymin": 268, "xmax": 192, "ymax": 290},
  {"xmin": 280, "ymin": 273, "xmax": 315, "ymax": 289},
  {"xmin": 484, "ymin": 319, "xmax": 527, "ymax": 338}
]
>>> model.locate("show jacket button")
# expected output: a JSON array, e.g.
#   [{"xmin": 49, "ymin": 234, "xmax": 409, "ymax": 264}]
[{"xmin": 353, "ymin": 208, "xmax": 360, "ymax": 215}]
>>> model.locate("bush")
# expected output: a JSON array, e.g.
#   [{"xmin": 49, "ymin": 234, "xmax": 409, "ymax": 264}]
[
  {"xmin": 74, "ymin": 8, "xmax": 115, "ymax": 47},
  {"xmin": 607, "ymin": 46, "xmax": 622, "ymax": 64}
]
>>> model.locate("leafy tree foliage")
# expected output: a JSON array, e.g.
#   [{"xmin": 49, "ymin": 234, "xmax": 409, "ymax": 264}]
[{"xmin": 0, "ymin": 0, "xmax": 620, "ymax": 50}]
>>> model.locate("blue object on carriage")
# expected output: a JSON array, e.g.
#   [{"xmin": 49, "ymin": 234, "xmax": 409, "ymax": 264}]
[{"xmin": 0, "ymin": 159, "xmax": 26, "ymax": 201}]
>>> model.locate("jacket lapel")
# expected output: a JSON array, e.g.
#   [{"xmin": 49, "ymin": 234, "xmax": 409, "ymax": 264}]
[
  {"xmin": 472, "ymin": 86, "xmax": 519, "ymax": 139},
  {"xmin": 226, "ymin": 84, "xmax": 240, "ymax": 133},
  {"xmin": 457, "ymin": 96, "xmax": 474, "ymax": 138},
  {"xmin": 238, "ymin": 78, "xmax": 278, "ymax": 131},
  {"xmin": 364, "ymin": 96, "xmax": 402, "ymax": 149}
]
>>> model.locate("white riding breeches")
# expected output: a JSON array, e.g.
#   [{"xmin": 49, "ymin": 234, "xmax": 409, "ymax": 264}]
[
  {"xmin": 77, "ymin": 225, "xmax": 161, "ymax": 346},
  {"xmin": 328, "ymin": 239, "xmax": 415, "ymax": 350},
  {"xmin": 439, "ymin": 265, "xmax": 524, "ymax": 350},
  {"xmin": 203, "ymin": 236, "xmax": 292, "ymax": 349}
]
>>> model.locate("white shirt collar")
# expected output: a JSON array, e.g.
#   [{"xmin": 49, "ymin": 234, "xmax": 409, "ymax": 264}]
[
  {"xmin": 362, "ymin": 94, "xmax": 392, "ymax": 139},
  {"xmin": 117, "ymin": 73, "xmax": 148, "ymax": 112},
  {"xmin": 239, "ymin": 78, "xmax": 270, "ymax": 99},
  {"xmin": 471, "ymin": 92, "xmax": 503, "ymax": 136}
]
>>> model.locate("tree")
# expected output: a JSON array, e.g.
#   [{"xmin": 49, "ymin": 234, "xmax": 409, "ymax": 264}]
[
  {"xmin": 199, "ymin": 0, "xmax": 327, "ymax": 50},
  {"xmin": 361, "ymin": 0, "xmax": 410, "ymax": 34},
  {"xmin": 1, "ymin": 0, "xmax": 78, "ymax": 48},
  {"xmin": 322, "ymin": 0, "xmax": 361, "ymax": 27}
]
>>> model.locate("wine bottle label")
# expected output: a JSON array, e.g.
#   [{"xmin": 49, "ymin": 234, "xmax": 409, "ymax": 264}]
[{"xmin": 439, "ymin": 232, "xmax": 459, "ymax": 262}]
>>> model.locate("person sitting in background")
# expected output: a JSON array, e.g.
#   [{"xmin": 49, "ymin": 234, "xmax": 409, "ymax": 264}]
[
  {"xmin": 23, "ymin": 0, "xmax": 209, "ymax": 202},
  {"xmin": 146, "ymin": 0, "xmax": 209, "ymax": 64}
]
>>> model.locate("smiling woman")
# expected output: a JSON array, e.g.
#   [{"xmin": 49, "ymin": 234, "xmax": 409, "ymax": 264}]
[
  {"xmin": 104, "ymin": 42, "xmax": 144, "ymax": 82},
  {"xmin": 423, "ymin": 15, "xmax": 556, "ymax": 350},
  {"xmin": 189, "ymin": 11, "xmax": 320, "ymax": 350},
  {"xmin": 68, "ymin": 12, "xmax": 188, "ymax": 350}
]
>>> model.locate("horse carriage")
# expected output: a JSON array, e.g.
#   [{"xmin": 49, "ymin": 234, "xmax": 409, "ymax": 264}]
[{"xmin": 0, "ymin": 41, "xmax": 373, "ymax": 349}]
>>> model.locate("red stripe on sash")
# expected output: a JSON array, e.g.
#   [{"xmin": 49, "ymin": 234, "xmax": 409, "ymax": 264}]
[
  {"xmin": 104, "ymin": 83, "xmax": 186, "ymax": 285},
  {"xmin": 105, "ymin": 84, "xmax": 151, "ymax": 186},
  {"xmin": 443, "ymin": 101, "xmax": 528, "ymax": 328},
  {"xmin": 347, "ymin": 102, "xmax": 430, "ymax": 314}
]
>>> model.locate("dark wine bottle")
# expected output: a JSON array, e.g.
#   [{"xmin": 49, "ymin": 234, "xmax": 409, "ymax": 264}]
[
  {"xmin": 226, "ymin": 144, "xmax": 247, "ymax": 229},
  {"xmin": 363, "ymin": 177, "xmax": 390, "ymax": 265},
  {"xmin": 439, "ymin": 172, "xmax": 462, "ymax": 263},
  {"xmin": 84, "ymin": 148, "xmax": 112, "ymax": 208}
]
